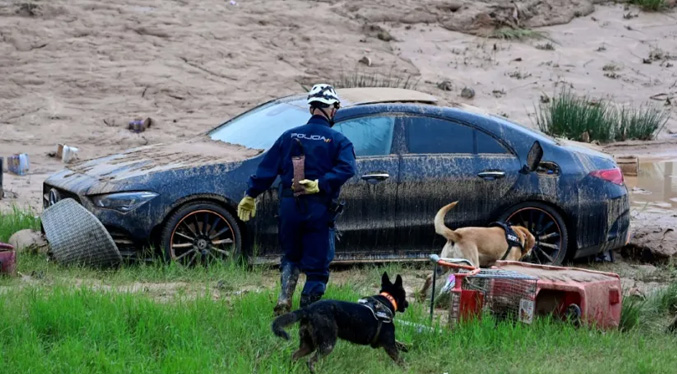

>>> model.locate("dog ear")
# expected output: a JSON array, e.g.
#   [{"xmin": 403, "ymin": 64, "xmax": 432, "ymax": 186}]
[
  {"xmin": 395, "ymin": 275, "xmax": 403, "ymax": 287},
  {"xmin": 382, "ymin": 272, "xmax": 391, "ymax": 286}
]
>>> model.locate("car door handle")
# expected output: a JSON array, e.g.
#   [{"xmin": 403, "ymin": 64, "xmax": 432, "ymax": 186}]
[
  {"xmin": 361, "ymin": 173, "xmax": 390, "ymax": 182},
  {"xmin": 477, "ymin": 171, "xmax": 506, "ymax": 180}
]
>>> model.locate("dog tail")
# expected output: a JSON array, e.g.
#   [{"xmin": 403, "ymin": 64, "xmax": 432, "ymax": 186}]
[
  {"xmin": 272, "ymin": 309, "xmax": 305, "ymax": 340},
  {"xmin": 435, "ymin": 201, "xmax": 461, "ymax": 242}
]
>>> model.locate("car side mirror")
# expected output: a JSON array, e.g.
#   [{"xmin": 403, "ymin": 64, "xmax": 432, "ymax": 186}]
[{"xmin": 522, "ymin": 141, "xmax": 544, "ymax": 174}]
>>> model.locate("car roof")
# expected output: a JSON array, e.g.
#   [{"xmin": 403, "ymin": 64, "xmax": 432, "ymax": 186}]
[{"xmin": 336, "ymin": 88, "xmax": 438, "ymax": 106}]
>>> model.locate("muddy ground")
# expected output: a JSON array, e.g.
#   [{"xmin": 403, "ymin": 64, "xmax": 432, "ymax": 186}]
[{"xmin": 1, "ymin": 1, "xmax": 676, "ymax": 288}]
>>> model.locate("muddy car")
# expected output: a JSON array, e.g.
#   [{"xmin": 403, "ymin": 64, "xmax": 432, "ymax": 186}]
[{"xmin": 43, "ymin": 88, "xmax": 630, "ymax": 266}]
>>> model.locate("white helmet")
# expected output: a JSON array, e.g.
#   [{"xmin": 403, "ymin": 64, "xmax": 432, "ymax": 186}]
[{"xmin": 307, "ymin": 84, "xmax": 340, "ymax": 108}]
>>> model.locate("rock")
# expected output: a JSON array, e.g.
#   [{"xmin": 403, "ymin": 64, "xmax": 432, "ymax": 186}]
[
  {"xmin": 358, "ymin": 56, "xmax": 372, "ymax": 66},
  {"xmin": 460, "ymin": 87, "xmax": 475, "ymax": 99},
  {"xmin": 377, "ymin": 30, "xmax": 394, "ymax": 42},
  {"xmin": 437, "ymin": 80, "xmax": 453, "ymax": 91},
  {"xmin": 8, "ymin": 229, "xmax": 49, "ymax": 255},
  {"xmin": 669, "ymin": 315, "xmax": 677, "ymax": 333}
]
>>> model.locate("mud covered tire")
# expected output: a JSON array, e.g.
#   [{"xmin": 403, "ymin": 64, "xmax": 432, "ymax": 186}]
[
  {"xmin": 160, "ymin": 201, "xmax": 242, "ymax": 265},
  {"xmin": 499, "ymin": 202, "xmax": 568, "ymax": 266}
]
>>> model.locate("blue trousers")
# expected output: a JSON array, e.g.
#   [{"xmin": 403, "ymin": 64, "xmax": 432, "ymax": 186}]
[{"xmin": 278, "ymin": 196, "xmax": 335, "ymax": 297}]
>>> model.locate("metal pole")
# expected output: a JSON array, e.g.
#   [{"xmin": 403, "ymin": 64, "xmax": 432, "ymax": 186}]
[
  {"xmin": 0, "ymin": 157, "xmax": 4, "ymax": 200},
  {"xmin": 430, "ymin": 263, "xmax": 437, "ymax": 322}
]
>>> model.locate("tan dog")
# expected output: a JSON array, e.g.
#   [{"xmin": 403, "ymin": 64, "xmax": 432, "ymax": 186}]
[{"xmin": 419, "ymin": 201, "xmax": 536, "ymax": 301}]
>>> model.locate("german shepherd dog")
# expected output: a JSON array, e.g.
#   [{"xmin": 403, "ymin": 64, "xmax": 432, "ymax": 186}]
[{"xmin": 272, "ymin": 272, "xmax": 409, "ymax": 373}]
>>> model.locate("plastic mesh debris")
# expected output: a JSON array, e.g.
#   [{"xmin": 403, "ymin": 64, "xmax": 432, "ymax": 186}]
[
  {"xmin": 460, "ymin": 269, "xmax": 538, "ymax": 324},
  {"xmin": 42, "ymin": 198, "xmax": 121, "ymax": 268}
]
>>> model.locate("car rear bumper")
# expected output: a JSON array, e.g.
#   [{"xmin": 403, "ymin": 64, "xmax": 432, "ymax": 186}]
[{"xmin": 573, "ymin": 193, "xmax": 631, "ymax": 259}]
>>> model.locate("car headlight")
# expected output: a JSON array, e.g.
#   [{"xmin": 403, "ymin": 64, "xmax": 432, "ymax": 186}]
[{"xmin": 90, "ymin": 192, "xmax": 158, "ymax": 213}]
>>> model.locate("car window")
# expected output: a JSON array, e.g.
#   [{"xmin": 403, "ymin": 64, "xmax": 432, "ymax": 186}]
[
  {"xmin": 208, "ymin": 99, "xmax": 310, "ymax": 150},
  {"xmin": 476, "ymin": 130, "xmax": 509, "ymax": 154},
  {"xmin": 405, "ymin": 117, "xmax": 473, "ymax": 154},
  {"xmin": 333, "ymin": 116, "xmax": 395, "ymax": 156}
]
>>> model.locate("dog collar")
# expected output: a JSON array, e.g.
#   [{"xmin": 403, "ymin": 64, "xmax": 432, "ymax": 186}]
[{"xmin": 380, "ymin": 292, "xmax": 398, "ymax": 311}]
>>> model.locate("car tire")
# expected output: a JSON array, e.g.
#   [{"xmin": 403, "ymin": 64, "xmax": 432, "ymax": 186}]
[
  {"xmin": 499, "ymin": 202, "xmax": 569, "ymax": 266},
  {"xmin": 160, "ymin": 201, "xmax": 242, "ymax": 265}
]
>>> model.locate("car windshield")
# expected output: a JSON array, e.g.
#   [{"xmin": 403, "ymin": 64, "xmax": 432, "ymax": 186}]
[{"xmin": 208, "ymin": 99, "xmax": 310, "ymax": 150}]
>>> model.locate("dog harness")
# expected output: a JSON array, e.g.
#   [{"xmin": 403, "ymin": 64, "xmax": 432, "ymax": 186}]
[
  {"xmin": 489, "ymin": 222, "xmax": 524, "ymax": 260},
  {"xmin": 358, "ymin": 292, "xmax": 396, "ymax": 344}
]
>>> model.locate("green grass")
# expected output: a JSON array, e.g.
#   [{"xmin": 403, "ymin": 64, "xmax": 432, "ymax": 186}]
[
  {"xmin": 629, "ymin": 0, "xmax": 668, "ymax": 11},
  {"xmin": 1, "ymin": 284, "xmax": 676, "ymax": 374},
  {"xmin": 0, "ymin": 206, "xmax": 40, "ymax": 243},
  {"xmin": 332, "ymin": 71, "xmax": 420, "ymax": 90},
  {"xmin": 2, "ymin": 212, "xmax": 677, "ymax": 373},
  {"xmin": 491, "ymin": 27, "xmax": 546, "ymax": 40},
  {"xmin": 535, "ymin": 89, "xmax": 669, "ymax": 143}
]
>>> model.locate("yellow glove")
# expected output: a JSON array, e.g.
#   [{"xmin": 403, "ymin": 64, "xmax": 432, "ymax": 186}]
[
  {"xmin": 237, "ymin": 196, "xmax": 256, "ymax": 222},
  {"xmin": 298, "ymin": 179, "xmax": 320, "ymax": 195}
]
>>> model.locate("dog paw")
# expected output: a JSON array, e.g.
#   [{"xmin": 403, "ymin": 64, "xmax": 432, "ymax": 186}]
[{"xmin": 395, "ymin": 340, "xmax": 410, "ymax": 352}]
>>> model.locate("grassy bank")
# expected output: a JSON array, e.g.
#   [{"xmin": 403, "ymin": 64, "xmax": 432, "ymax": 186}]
[
  {"xmin": 0, "ymin": 284, "xmax": 675, "ymax": 374},
  {"xmin": 535, "ymin": 89, "xmax": 669, "ymax": 143},
  {"xmin": 0, "ymin": 206, "xmax": 40, "ymax": 243}
]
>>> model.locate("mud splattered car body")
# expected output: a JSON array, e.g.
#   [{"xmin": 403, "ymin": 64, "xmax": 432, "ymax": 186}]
[{"xmin": 43, "ymin": 88, "xmax": 630, "ymax": 265}]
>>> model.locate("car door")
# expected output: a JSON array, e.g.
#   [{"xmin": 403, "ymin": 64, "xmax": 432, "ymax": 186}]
[
  {"xmin": 473, "ymin": 128, "xmax": 522, "ymax": 218},
  {"xmin": 332, "ymin": 114, "xmax": 400, "ymax": 260},
  {"xmin": 397, "ymin": 115, "xmax": 516, "ymax": 257}
]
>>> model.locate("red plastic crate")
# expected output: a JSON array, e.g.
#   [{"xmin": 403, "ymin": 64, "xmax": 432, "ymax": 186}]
[{"xmin": 493, "ymin": 261, "xmax": 622, "ymax": 330}]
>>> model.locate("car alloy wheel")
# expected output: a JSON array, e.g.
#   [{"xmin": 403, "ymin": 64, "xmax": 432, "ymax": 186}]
[
  {"xmin": 161, "ymin": 201, "xmax": 242, "ymax": 266},
  {"xmin": 502, "ymin": 202, "xmax": 568, "ymax": 266}
]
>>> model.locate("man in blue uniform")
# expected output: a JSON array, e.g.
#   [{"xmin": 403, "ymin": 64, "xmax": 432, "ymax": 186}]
[{"xmin": 237, "ymin": 84, "xmax": 356, "ymax": 315}]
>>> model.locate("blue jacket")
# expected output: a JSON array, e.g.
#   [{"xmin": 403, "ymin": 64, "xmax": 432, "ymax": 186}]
[{"xmin": 246, "ymin": 115, "xmax": 357, "ymax": 201}]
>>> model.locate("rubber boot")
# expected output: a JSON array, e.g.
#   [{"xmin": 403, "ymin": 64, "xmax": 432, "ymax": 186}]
[
  {"xmin": 274, "ymin": 264, "xmax": 300, "ymax": 316},
  {"xmin": 299, "ymin": 293, "xmax": 322, "ymax": 308}
]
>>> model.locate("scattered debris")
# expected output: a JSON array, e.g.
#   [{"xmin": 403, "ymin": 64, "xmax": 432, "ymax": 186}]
[
  {"xmin": 625, "ymin": 25, "xmax": 634, "ymax": 31},
  {"xmin": 7, "ymin": 153, "xmax": 29, "ymax": 176},
  {"xmin": 623, "ymin": 12, "xmax": 638, "ymax": 19},
  {"xmin": 363, "ymin": 24, "xmax": 395, "ymax": 42},
  {"xmin": 437, "ymin": 80, "xmax": 453, "ymax": 91},
  {"xmin": 615, "ymin": 155, "xmax": 639, "ymax": 176},
  {"xmin": 604, "ymin": 72, "xmax": 621, "ymax": 79},
  {"xmin": 42, "ymin": 198, "xmax": 122, "ymax": 268},
  {"xmin": 597, "ymin": 45, "xmax": 607, "ymax": 52},
  {"xmin": 514, "ymin": 57, "xmax": 523, "ymax": 62},
  {"xmin": 377, "ymin": 30, "xmax": 394, "ymax": 42},
  {"xmin": 492, "ymin": 89, "xmax": 506, "ymax": 98},
  {"xmin": 358, "ymin": 56, "xmax": 372, "ymax": 66},
  {"xmin": 535, "ymin": 43, "xmax": 555, "ymax": 51},
  {"xmin": 460, "ymin": 87, "xmax": 475, "ymax": 99},
  {"xmin": 643, "ymin": 58, "xmax": 652, "ymax": 64},
  {"xmin": 61, "ymin": 145, "xmax": 79, "ymax": 164},
  {"xmin": 581, "ymin": 131, "xmax": 591, "ymax": 143},
  {"xmin": 507, "ymin": 70, "xmax": 532, "ymax": 79},
  {"xmin": 0, "ymin": 243, "xmax": 17, "ymax": 277},
  {"xmin": 602, "ymin": 63, "xmax": 620, "ymax": 72},
  {"xmin": 540, "ymin": 94, "xmax": 550, "ymax": 103},
  {"xmin": 129, "ymin": 117, "xmax": 153, "ymax": 133}
]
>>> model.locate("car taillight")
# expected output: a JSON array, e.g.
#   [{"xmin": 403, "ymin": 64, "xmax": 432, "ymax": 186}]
[{"xmin": 589, "ymin": 167, "xmax": 624, "ymax": 185}]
